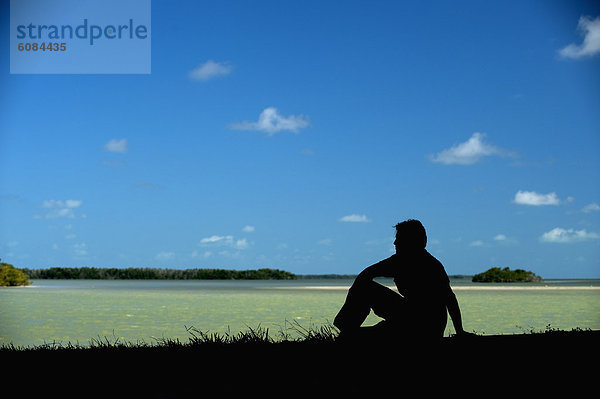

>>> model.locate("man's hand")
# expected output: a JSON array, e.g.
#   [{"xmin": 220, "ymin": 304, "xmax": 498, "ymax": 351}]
[{"xmin": 454, "ymin": 329, "xmax": 477, "ymax": 338}]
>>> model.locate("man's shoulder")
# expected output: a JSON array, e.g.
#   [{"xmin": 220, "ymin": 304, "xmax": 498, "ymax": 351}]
[
  {"xmin": 424, "ymin": 250, "xmax": 443, "ymax": 265},
  {"xmin": 424, "ymin": 251, "xmax": 448, "ymax": 274}
]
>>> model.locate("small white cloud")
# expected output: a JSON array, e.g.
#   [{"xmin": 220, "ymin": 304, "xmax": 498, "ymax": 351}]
[
  {"xmin": 42, "ymin": 199, "xmax": 83, "ymax": 219},
  {"xmin": 234, "ymin": 238, "xmax": 249, "ymax": 250},
  {"xmin": 65, "ymin": 200, "xmax": 82, "ymax": 208},
  {"xmin": 540, "ymin": 227, "xmax": 600, "ymax": 243},
  {"xmin": 513, "ymin": 190, "xmax": 560, "ymax": 206},
  {"xmin": 104, "ymin": 139, "xmax": 128, "ymax": 153},
  {"xmin": 73, "ymin": 242, "xmax": 88, "ymax": 257},
  {"xmin": 155, "ymin": 251, "xmax": 175, "ymax": 260},
  {"xmin": 469, "ymin": 240, "xmax": 485, "ymax": 247},
  {"xmin": 200, "ymin": 235, "xmax": 230, "ymax": 244},
  {"xmin": 200, "ymin": 235, "xmax": 250, "ymax": 250},
  {"xmin": 339, "ymin": 214, "xmax": 371, "ymax": 223},
  {"xmin": 430, "ymin": 133, "xmax": 510, "ymax": 165},
  {"xmin": 230, "ymin": 107, "xmax": 310, "ymax": 136},
  {"xmin": 559, "ymin": 16, "xmax": 600, "ymax": 59},
  {"xmin": 318, "ymin": 238, "xmax": 333, "ymax": 246},
  {"xmin": 582, "ymin": 202, "xmax": 600, "ymax": 213},
  {"xmin": 242, "ymin": 225, "xmax": 255, "ymax": 233},
  {"xmin": 192, "ymin": 250, "xmax": 213, "ymax": 259},
  {"xmin": 492, "ymin": 234, "xmax": 517, "ymax": 244},
  {"xmin": 189, "ymin": 60, "xmax": 232, "ymax": 81}
]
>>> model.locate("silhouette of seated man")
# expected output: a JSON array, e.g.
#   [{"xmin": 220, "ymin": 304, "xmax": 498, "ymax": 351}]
[{"xmin": 334, "ymin": 219, "xmax": 471, "ymax": 341}]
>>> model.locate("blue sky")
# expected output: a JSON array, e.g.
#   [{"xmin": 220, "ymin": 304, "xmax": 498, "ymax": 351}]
[{"xmin": 1, "ymin": 0, "xmax": 599, "ymax": 277}]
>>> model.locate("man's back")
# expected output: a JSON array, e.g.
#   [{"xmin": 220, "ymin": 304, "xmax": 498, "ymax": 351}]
[{"xmin": 391, "ymin": 251, "xmax": 450, "ymax": 335}]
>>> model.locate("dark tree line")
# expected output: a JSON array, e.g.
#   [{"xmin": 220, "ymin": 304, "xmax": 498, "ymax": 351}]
[
  {"xmin": 0, "ymin": 262, "xmax": 31, "ymax": 286},
  {"xmin": 472, "ymin": 267, "xmax": 541, "ymax": 283},
  {"xmin": 22, "ymin": 267, "xmax": 297, "ymax": 280}
]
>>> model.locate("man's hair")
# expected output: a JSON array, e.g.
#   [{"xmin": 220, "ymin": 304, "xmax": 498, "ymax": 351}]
[{"xmin": 395, "ymin": 219, "xmax": 427, "ymax": 249}]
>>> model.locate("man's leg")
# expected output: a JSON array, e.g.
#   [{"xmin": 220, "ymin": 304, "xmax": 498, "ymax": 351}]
[{"xmin": 334, "ymin": 280, "xmax": 405, "ymax": 331}]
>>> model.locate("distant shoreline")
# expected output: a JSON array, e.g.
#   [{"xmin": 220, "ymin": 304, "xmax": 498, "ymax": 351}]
[
  {"xmin": 19, "ymin": 267, "xmax": 476, "ymax": 281},
  {"xmin": 22, "ymin": 267, "xmax": 296, "ymax": 280},
  {"xmin": 16, "ymin": 278, "xmax": 600, "ymax": 291},
  {"xmin": 13, "ymin": 266, "xmax": 600, "ymax": 282}
]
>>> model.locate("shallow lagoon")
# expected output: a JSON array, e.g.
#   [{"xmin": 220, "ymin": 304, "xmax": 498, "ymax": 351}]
[{"xmin": 1, "ymin": 279, "xmax": 599, "ymax": 347}]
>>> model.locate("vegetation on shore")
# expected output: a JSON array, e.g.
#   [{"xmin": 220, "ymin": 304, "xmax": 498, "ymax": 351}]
[
  {"xmin": 22, "ymin": 267, "xmax": 297, "ymax": 280},
  {"xmin": 0, "ymin": 262, "xmax": 31, "ymax": 287},
  {"xmin": 2, "ymin": 263, "xmax": 546, "ymax": 283},
  {"xmin": 296, "ymin": 273, "xmax": 358, "ymax": 279},
  {"xmin": 0, "ymin": 322, "xmax": 338, "ymax": 351},
  {"xmin": 472, "ymin": 267, "xmax": 542, "ymax": 283},
  {"xmin": 0, "ymin": 323, "xmax": 594, "ymax": 352},
  {"xmin": 13, "ymin": 267, "xmax": 483, "ymax": 281}
]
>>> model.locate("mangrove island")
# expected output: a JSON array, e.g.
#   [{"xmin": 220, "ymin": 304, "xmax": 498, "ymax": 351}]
[
  {"xmin": 21, "ymin": 266, "xmax": 297, "ymax": 280},
  {"xmin": 472, "ymin": 267, "xmax": 542, "ymax": 283},
  {"xmin": 0, "ymin": 262, "xmax": 32, "ymax": 287}
]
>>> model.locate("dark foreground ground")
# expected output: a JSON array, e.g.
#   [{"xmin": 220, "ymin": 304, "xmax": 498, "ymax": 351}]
[{"xmin": 4, "ymin": 329, "xmax": 598, "ymax": 398}]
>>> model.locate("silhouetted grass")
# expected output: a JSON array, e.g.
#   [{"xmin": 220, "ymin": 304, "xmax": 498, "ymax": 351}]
[
  {"xmin": 0, "ymin": 320, "xmax": 339, "ymax": 352},
  {"xmin": 2, "ymin": 324, "xmax": 598, "ymax": 398},
  {"xmin": 1, "ymin": 323, "xmax": 597, "ymax": 354}
]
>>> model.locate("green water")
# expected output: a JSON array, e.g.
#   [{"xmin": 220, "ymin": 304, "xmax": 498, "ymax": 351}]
[{"xmin": 1, "ymin": 279, "xmax": 599, "ymax": 347}]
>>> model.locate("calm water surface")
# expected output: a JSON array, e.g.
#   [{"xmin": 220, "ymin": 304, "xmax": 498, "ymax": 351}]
[{"xmin": 1, "ymin": 279, "xmax": 599, "ymax": 347}]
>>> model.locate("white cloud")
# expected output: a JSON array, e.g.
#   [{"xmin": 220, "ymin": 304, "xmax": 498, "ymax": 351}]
[
  {"xmin": 469, "ymin": 240, "xmax": 485, "ymax": 247},
  {"xmin": 493, "ymin": 234, "xmax": 517, "ymax": 244},
  {"xmin": 65, "ymin": 200, "xmax": 82, "ymax": 208},
  {"xmin": 155, "ymin": 251, "xmax": 175, "ymax": 260},
  {"xmin": 42, "ymin": 199, "xmax": 83, "ymax": 218},
  {"xmin": 192, "ymin": 250, "xmax": 213, "ymax": 259},
  {"xmin": 540, "ymin": 228, "xmax": 600, "ymax": 243},
  {"xmin": 189, "ymin": 60, "xmax": 232, "ymax": 81},
  {"xmin": 582, "ymin": 202, "xmax": 600, "ymax": 213},
  {"xmin": 318, "ymin": 238, "xmax": 333, "ymax": 246},
  {"xmin": 104, "ymin": 138, "xmax": 128, "ymax": 153},
  {"xmin": 230, "ymin": 107, "xmax": 310, "ymax": 136},
  {"xmin": 104, "ymin": 139, "xmax": 127, "ymax": 153},
  {"xmin": 559, "ymin": 16, "xmax": 600, "ymax": 59},
  {"xmin": 430, "ymin": 133, "xmax": 509, "ymax": 165},
  {"xmin": 200, "ymin": 235, "xmax": 230, "ymax": 244},
  {"xmin": 200, "ymin": 235, "xmax": 250, "ymax": 250},
  {"xmin": 513, "ymin": 190, "xmax": 560, "ymax": 206},
  {"xmin": 234, "ymin": 238, "xmax": 249, "ymax": 250},
  {"xmin": 73, "ymin": 242, "xmax": 88, "ymax": 257},
  {"xmin": 242, "ymin": 225, "xmax": 255, "ymax": 233},
  {"xmin": 339, "ymin": 214, "xmax": 371, "ymax": 223}
]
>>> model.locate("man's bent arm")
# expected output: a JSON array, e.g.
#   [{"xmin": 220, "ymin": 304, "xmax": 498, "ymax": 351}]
[
  {"xmin": 355, "ymin": 257, "xmax": 395, "ymax": 282},
  {"xmin": 447, "ymin": 290, "xmax": 467, "ymax": 334}
]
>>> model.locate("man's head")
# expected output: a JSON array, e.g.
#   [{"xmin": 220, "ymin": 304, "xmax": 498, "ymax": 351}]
[{"xmin": 394, "ymin": 219, "xmax": 427, "ymax": 254}]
